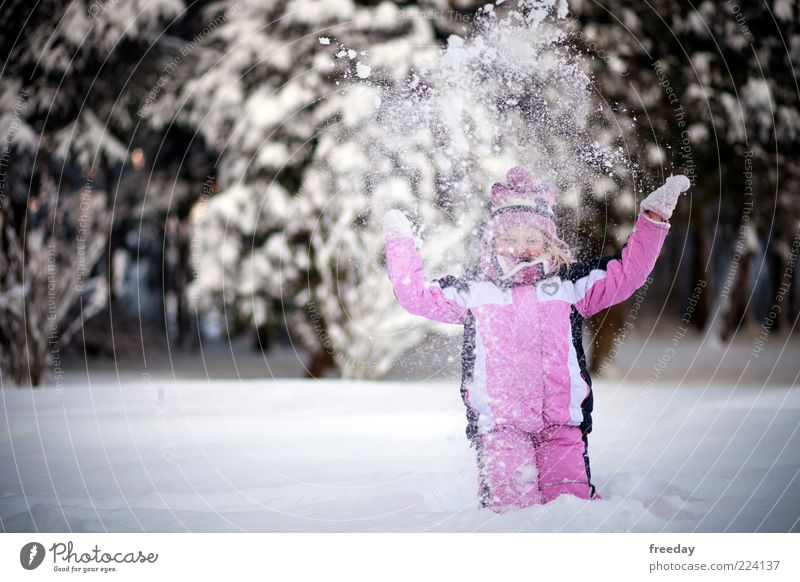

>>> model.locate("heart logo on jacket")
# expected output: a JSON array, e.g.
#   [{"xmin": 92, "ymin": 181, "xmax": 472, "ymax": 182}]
[{"xmin": 541, "ymin": 281, "xmax": 560, "ymax": 296}]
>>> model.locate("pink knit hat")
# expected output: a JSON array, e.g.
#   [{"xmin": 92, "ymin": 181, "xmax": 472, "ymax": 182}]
[{"xmin": 479, "ymin": 166, "xmax": 572, "ymax": 283}]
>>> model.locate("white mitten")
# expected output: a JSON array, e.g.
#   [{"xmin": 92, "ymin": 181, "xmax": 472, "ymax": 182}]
[
  {"xmin": 640, "ymin": 175, "xmax": 691, "ymax": 221},
  {"xmin": 383, "ymin": 209, "xmax": 413, "ymax": 241}
]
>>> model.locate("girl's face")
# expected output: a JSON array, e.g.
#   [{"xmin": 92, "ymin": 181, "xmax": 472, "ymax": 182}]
[{"xmin": 493, "ymin": 225, "xmax": 546, "ymax": 261}]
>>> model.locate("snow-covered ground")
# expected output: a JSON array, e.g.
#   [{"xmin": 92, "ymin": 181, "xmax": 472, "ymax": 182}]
[{"xmin": 2, "ymin": 351, "xmax": 799, "ymax": 532}]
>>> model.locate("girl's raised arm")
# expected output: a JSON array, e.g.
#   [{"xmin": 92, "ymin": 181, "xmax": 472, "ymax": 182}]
[
  {"xmin": 571, "ymin": 175, "xmax": 690, "ymax": 318},
  {"xmin": 383, "ymin": 209, "xmax": 469, "ymax": 325}
]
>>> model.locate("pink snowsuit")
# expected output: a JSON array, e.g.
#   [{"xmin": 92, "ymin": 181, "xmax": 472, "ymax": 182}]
[{"xmin": 385, "ymin": 212, "xmax": 670, "ymax": 511}]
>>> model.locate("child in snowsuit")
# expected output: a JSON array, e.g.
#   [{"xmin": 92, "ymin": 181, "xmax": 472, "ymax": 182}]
[{"xmin": 383, "ymin": 166, "xmax": 690, "ymax": 512}]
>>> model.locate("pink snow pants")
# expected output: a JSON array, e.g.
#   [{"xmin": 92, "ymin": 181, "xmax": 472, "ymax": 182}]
[{"xmin": 477, "ymin": 424, "xmax": 599, "ymax": 512}]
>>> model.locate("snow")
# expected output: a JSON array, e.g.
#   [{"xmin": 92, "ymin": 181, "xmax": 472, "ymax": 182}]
[
  {"xmin": 742, "ymin": 78, "xmax": 776, "ymax": 142},
  {"xmin": 318, "ymin": 37, "xmax": 330, "ymax": 45},
  {"xmin": 355, "ymin": 62, "xmax": 371, "ymax": 79},
  {"xmin": 29, "ymin": 0, "xmax": 183, "ymax": 73},
  {"xmin": 2, "ymin": 367, "xmax": 798, "ymax": 532},
  {"xmin": 285, "ymin": 0, "xmax": 355, "ymax": 24},
  {"xmin": 53, "ymin": 111, "xmax": 129, "ymax": 166},
  {"xmin": 774, "ymin": 0, "xmax": 794, "ymax": 21},
  {"xmin": 0, "ymin": 112, "xmax": 37, "ymax": 154},
  {"xmin": 349, "ymin": 0, "xmax": 629, "ymax": 228},
  {"xmin": 244, "ymin": 85, "xmax": 316, "ymax": 133}
]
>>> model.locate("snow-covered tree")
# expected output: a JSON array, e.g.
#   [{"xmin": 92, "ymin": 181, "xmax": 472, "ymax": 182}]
[
  {"xmin": 566, "ymin": 0, "xmax": 800, "ymax": 338},
  {"xmin": 144, "ymin": 0, "xmax": 461, "ymax": 375},
  {"xmin": 0, "ymin": 0, "xmax": 184, "ymax": 385},
  {"xmin": 0, "ymin": 171, "xmax": 109, "ymax": 386}
]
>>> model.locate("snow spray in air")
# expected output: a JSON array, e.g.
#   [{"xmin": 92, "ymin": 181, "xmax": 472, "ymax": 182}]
[{"xmin": 329, "ymin": 1, "xmax": 627, "ymax": 261}]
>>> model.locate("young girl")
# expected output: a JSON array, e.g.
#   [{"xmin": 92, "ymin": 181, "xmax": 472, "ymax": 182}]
[{"xmin": 382, "ymin": 165, "xmax": 690, "ymax": 513}]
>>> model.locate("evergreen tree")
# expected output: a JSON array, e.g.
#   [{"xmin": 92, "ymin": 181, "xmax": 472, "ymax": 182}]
[{"xmin": 0, "ymin": 0, "xmax": 184, "ymax": 384}]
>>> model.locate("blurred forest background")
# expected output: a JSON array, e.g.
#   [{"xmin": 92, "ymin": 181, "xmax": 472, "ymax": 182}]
[{"xmin": 1, "ymin": 0, "xmax": 798, "ymax": 386}]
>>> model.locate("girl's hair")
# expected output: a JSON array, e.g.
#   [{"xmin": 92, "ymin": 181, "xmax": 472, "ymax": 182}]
[{"xmin": 540, "ymin": 236, "xmax": 573, "ymax": 275}]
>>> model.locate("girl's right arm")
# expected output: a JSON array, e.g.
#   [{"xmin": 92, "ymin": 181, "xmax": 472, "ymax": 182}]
[
  {"xmin": 570, "ymin": 212, "xmax": 670, "ymax": 318},
  {"xmin": 384, "ymin": 211, "xmax": 469, "ymax": 325}
]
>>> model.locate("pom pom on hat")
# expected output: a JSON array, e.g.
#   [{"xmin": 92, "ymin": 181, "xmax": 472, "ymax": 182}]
[
  {"xmin": 489, "ymin": 165, "xmax": 556, "ymax": 212},
  {"xmin": 506, "ymin": 165, "xmax": 537, "ymax": 195}
]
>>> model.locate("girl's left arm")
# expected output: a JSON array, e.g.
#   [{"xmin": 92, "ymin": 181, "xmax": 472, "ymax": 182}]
[{"xmin": 571, "ymin": 212, "xmax": 670, "ymax": 318}]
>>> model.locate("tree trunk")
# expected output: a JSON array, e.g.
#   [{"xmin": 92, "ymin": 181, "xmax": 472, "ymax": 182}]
[
  {"xmin": 690, "ymin": 218, "xmax": 711, "ymax": 329},
  {"xmin": 306, "ymin": 349, "xmax": 335, "ymax": 379},
  {"xmin": 768, "ymin": 245, "xmax": 786, "ymax": 332},
  {"xmin": 721, "ymin": 250, "xmax": 754, "ymax": 341},
  {"xmin": 176, "ymin": 220, "xmax": 192, "ymax": 350}
]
